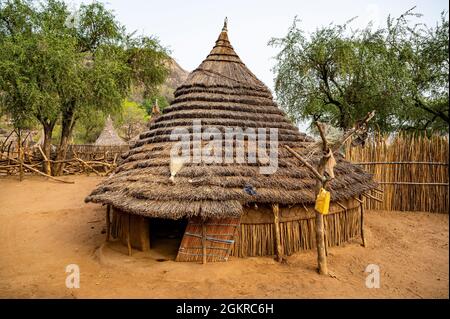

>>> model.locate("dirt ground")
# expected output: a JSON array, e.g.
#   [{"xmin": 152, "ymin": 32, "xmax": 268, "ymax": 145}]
[{"xmin": 0, "ymin": 175, "xmax": 448, "ymax": 298}]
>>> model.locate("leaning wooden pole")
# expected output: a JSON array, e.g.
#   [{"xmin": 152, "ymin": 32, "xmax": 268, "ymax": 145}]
[
  {"xmin": 0, "ymin": 130, "xmax": 14, "ymax": 159},
  {"xmin": 37, "ymin": 145, "xmax": 51, "ymax": 176},
  {"xmin": 272, "ymin": 203, "xmax": 284, "ymax": 262}
]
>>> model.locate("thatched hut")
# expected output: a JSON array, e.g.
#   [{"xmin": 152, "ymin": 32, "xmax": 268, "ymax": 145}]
[
  {"xmin": 86, "ymin": 21, "xmax": 376, "ymax": 262},
  {"xmin": 94, "ymin": 115, "xmax": 127, "ymax": 146}
]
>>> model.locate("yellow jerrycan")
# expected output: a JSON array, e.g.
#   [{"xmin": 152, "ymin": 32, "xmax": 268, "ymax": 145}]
[{"xmin": 315, "ymin": 188, "xmax": 331, "ymax": 215}]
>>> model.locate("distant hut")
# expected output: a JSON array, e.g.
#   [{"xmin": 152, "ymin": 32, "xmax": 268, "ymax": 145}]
[
  {"xmin": 86, "ymin": 20, "xmax": 376, "ymax": 262},
  {"xmin": 95, "ymin": 115, "xmax": 127, "ymax": 146}
]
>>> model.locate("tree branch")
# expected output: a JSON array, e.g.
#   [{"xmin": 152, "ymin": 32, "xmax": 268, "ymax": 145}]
[
  {"xmin": 414, "ymin": 97, "xmax": 449, "ymax": 123},
  {"xmin": 315, "ymin": 122, "xmax": 329, "ymax": 151},
  {"xmin": 332, "ymin": 110, "xmax": 376, "ymax": 152},
  {"xmin": 284, "ymin": 145, "xmax": 327, "ymax": 183}
]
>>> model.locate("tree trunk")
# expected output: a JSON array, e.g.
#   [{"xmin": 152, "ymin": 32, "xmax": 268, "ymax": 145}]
[
  {"xmin": 54, "ymin": 133, "xmax": 70, "ymax": 176},
  {"xmin": 41, "ymin": 122, "xmax": 55, "ymax": 175},
  {"xmin": 54, "ymin": 105, "xmax": 77, "ymax": 176},
  {"xmin": 338, "ymin": 107, "xmax": 351, "ymax": 131}
]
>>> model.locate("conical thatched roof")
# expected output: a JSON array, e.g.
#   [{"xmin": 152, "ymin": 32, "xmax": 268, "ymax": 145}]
[
  {"xmin": 86, "ymin": 21, "xmax": 376, "ymax": 219},
  {"xmin": 94, "ymin": 115, "xmax": 127, "ymax": 146}
]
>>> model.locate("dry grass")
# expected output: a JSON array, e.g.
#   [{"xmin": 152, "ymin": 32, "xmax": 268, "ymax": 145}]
[
  {"xmin": 94, "ymin": 116, "xmax": 127, "ymax": 146},
  {"xmin": 231, "ymin": 202, "xmax": 361, "ymax": 257}
]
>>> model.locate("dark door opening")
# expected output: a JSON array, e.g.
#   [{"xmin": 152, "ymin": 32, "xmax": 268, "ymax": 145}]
[{"xmin": 149, "ymin": 218, "xmax": 188, "ymax": 260}]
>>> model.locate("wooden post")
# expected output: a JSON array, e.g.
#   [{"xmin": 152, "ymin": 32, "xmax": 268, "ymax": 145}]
[
  {"xmin": 359, "ymin": 195, "xmax": 366, "ymax": 247},
  {"xmin": 127, "ymin": 214, "xmax": 132, "ymax": 256},
  {"xmin": 283, "ymin": 111, "xmax": 375, "ymax": 276},
  {"xmin": 38, "ymin": 145, "xmax": 51, "ymax": 176},
  {"xmin": 315, "ymin": 212, "xmax": 328, "ymax": 274},
  {"xmin": 314, "ymin": 157, "xmax": 328, "ymax": 275},
  {"xmin": 323, "ymin": 216, "xmax": 328, "ymax": 257},
  {"xmin": 19, "ymin": 147, "xmax": 24, "ymax": 181},
  {"xmin": 272, "ymin": 203, "xmax": 284, "ymax": 262},
  {"xmin": 284, "ymin": 144, "xmax": 328, "ymax": 274},
  {"xmin": 137, "ymin": 216, "xmax": 150, "ymax": 251},
  {"xmin": 202, "ymin": 221, "xmax": 207, "ymax": 264},
  {"xmin": 106, "ymin": 205, "xmax": 111, "ymax": 242},
  {"xmin": 18, "ymin": 131, "xmax": 23, "ymax": 182}
]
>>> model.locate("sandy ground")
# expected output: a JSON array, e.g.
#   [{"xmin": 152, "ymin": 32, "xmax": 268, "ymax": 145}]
[{"xmin": 0, "ymin": 175, "xmax": 448, "ymax": 299}]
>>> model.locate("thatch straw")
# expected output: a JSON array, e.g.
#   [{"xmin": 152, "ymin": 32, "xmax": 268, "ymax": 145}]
[{"xmin": 95, "ymin": 115, "xmax": 127, "ymax": 146}]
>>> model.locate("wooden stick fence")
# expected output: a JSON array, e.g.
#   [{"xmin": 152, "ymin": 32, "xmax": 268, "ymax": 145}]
[
  {"xmin": 345, "ymin": 133, "xmax": 449, "ymax": 213},
  {"xmin": 0, "ymin": 142, "xmax": 128, "ymax": 177}
]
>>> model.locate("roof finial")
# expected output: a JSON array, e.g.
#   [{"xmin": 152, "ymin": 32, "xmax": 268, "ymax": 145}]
[
  {"xmin": 152, "ymin": 98, "xmax": 161, "ymax": 116},
  {"xmin": 222, "ymin": 17, "xmax": 228, "ymax": 32}
]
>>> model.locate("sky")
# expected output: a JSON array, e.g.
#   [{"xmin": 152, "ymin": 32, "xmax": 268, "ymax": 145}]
[{"xmin": 71, "ymin": 0, "xmax": 448, "ymax": 94}]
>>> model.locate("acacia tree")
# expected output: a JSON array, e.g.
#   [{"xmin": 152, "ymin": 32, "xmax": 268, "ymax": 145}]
[
  {"xmin": 270, "ymin": 8, "xmax": 449, "ymax": 134},
  {"xmin": 72, "ymin": 110, "xmax": 106, "ymax": 144},
  {"xmin": 0, "ymin": 0, "xmax": 64, "ymax": 164},
  {"xmin": 115, "ymin": 100, "xmax": 149, "ymax": 141},
  {"xmin": 388, "ymin": 10, "xmax": 449, "ymax": 132},
  {"xmin": 0, "ymin": 0, "xmax": 169, "ymax": 175}
]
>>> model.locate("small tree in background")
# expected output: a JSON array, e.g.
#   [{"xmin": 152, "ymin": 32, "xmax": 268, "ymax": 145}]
[
  {"xmin": 72, "ymin": 110, "xmax": 106, "ymax": 144},
  {"xmin": 115, "ymin": 100, "xmax": 149, "ymax": 141}
]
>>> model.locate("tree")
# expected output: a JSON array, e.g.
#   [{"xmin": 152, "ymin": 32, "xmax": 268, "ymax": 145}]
[
  {"xmin": 72, "ymin": 110, "xmax": 106, "ymax": 144},
  {"xmin": 0, "ymin": 0, "xmax": 170, "ymax": 175},
  {"xmin": 387, "ymin": 10, "xmax": 449, "ymax": 132},
  {"xmin": 0, "ymin": 0, "xmax": 64, "ymax": 168},
  {"xmin": 52, "ymin": 2, "xmax": 169, "ymax": 175},
  {"xmin": 115, "ymin": 99, "xmax": 149, "ymax": 141},
  {"xmin": 270, "ymin": 8, "xmax": 449, "ymax": 134}
]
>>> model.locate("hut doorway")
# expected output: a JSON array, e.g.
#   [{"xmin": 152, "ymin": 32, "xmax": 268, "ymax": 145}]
[{"xmin": 149, "ymin": 218, "xmax": 188, "ymax": 260}]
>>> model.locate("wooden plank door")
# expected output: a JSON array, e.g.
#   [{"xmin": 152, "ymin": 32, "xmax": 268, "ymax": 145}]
[{"xmin": 176, "ymin": 216, "xmax": 240, "ymax": 262}]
